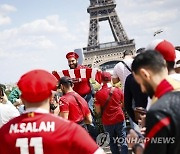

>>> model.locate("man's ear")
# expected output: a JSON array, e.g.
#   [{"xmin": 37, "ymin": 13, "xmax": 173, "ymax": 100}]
[
  {"xmin": 60, "ymin": 84, "xmax": 64, "ymax": 90},
  {"xmin": 139, "ymin": 68, "xmax": 151, "ymax": 80}
]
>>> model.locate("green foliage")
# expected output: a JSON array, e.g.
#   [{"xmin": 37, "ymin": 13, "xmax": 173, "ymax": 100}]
[
  {"xmin": 89, "ymin": 78, "xmax": 101, "ymax": 92},
  {"xmin": 5, "ymin": 90, "xmax": 11, "ymax": 97}
]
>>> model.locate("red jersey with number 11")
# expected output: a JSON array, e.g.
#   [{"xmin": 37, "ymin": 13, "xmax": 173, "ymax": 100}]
[{"xmin": 0, "ymin": 110, "xmax": 99, "ymax": 154}]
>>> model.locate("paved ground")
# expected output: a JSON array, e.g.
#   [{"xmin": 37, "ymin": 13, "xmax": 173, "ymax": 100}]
[
  {"xmin": 99, "ymin": 112, "xmax": 133, "ymax": 154},
  {"xmin": 103, "ymin": 146, "xmax": 111, "ymax": 154},
  {"xmin": 102, "ymin": 146, "xmax": 133, "ymax": 154}
]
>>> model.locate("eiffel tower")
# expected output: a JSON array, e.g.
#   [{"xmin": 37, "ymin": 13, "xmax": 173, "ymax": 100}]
[{"xmin": 83, "ymin": 0, "xmax": 136, "ymax": 70}]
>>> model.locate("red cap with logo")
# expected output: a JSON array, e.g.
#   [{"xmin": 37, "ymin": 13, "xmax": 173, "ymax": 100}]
[
  {"xmin": 146, "ymin": 39, "xmax": 176, "ymax": 62},
  {"xmin": 17, "ymin": 69, "xmax": 57, "ymax": 103},
  {"xmin": 66, "ymin": 52, "xmax": 79, "ymax": 59},
  {"xmin": 101, "ymin": 71, "xmax": 111, "ymax": 81}
]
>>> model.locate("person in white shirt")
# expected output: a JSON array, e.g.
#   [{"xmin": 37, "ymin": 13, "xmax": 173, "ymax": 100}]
[
  {"xmin": 0, "ymin": 89, "xmax": 20, "ymax": 128},
  {"xmin": 174, "ymin": 49, "xmax": 180, "ymax": 74},
  {"xmin": 112, "ymin": 50, "xmax": 134, "ymax": 90}
]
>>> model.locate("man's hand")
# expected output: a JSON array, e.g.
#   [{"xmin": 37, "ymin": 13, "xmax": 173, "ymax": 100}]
[
  {"xmin": 127, "ymin": 129, "xmax": 144, "ymax": 154},
  {"xmin": 13, "ymin": 99, "xmax": 23, "ymax": 107},
  {"xmin": 72, "ymin": 78, "xmax": 82, "ymax": 83},
  {"xmin": 138, "ymin": 114, "xmax": 146, "ymax": 135},
  {"xmin": 52, "ymin": 70, "xmax": 57, "ymax": 74},
  {"xmin": 138, "ymin": 114, "xmax": 146, "ymax": 128},
  {"xmin": 127, "ymin": 129, "xmax": 139, "ymax": 148}
]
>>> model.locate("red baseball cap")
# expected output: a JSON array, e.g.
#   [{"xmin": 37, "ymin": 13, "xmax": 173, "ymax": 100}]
[
  {"xmin": 66, "ymin": 52, "xmax": 79, "ymax": 59},
  {"xmin": 17, "ymin": 69, "xmax": 58, "ymax": 103},
  {"xmin": 101, "ymin": 72, "xmax": 111, "ymax": 81},
  {"xmin": 146, "ymin": 39, "xmax": 176, "ymax": 62}
]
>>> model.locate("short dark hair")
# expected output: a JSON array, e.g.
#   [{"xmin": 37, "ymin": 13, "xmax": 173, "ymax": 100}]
[
  {"xmin": 0, "ymin": 84, "xmax": 6, "ymax": 97},
  {"xmin": 166, "ymin": 61, "xmax": 175, "ymax": 72},
  {"xmin": 131, "ymin": 50, "xmax": 166, "ymax": 74},
  {"xmin": 58, "ymin": 76, "xmax": 73, "ymax": 88}
]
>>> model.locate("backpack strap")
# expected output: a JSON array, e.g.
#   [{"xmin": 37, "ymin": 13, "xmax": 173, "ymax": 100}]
[
  {"xmin": 120, "ymin": 61, "xmax": 132, "ymax": 72},
  {"xmin": 101, "ymin": 87, "xmax": 114, "ymax": 116}
]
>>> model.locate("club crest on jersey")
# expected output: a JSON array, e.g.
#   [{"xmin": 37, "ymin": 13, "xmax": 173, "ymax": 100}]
[{"xmin": 28, "ymin": 112, "xmax": 34, "ymax": 117}]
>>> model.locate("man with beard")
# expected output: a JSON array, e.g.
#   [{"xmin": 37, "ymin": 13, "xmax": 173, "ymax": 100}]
[
  {"xmin": 65, "ymin": 52, "xmax": 101, "ymax": 99},
  {"xmin": 53, "ymin": 52, "xmax": 101, "ymax": 114},
  {"xmin": 128, "ymin": 50, "xmax": 180, "ymax": 154},
  {"xmin": 65, "ymin": 52, "xmax": 101, "ymax": 140},
  {"xmin": 52, "ymin": 52, "xmax": 101, "ymax": 140}
]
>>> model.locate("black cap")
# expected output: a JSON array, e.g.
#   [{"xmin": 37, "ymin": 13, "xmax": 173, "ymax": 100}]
[{"xmin": 58, "ymin": 76, "xmax": 73, "ymax": 88}]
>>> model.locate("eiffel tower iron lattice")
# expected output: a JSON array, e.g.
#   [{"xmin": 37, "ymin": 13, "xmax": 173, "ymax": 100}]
[{"xmin": 83, "ymin": 0, "xmax": 136, "ymax": 70}]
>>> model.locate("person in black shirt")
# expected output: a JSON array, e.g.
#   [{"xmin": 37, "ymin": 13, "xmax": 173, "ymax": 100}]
[{"xmin": 124, "ymin": 74, "xmax": 148, "ymax": 124}]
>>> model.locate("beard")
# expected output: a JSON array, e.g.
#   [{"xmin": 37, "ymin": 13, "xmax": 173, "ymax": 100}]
[
  {"xmin": 143, "ymin": 79, "xmax": 154, "ymax": 98},
  {"xmin": 69, "ymin": 62, "xmax": 77, "ymax": 69}
]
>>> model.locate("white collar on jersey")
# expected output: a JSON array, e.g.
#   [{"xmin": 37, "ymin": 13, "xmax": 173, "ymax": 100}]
[{"xmin": 24, "ymin": 107, "xmax": 49, "ymax": 114}]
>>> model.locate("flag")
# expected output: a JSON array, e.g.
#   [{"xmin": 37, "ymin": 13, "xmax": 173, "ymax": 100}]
[{"xmin": 52, "ymin": 68, "xmax": 101, "ymax": 83}]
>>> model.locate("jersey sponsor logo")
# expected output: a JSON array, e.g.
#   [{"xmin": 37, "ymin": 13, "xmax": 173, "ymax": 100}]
[
  {"xmin": 9, "ymin": 121, "xmax": 55, "ymax": 133},
  {"xmin": 28, "ymin": 112, "xmax": 34, "ymax": 117}
]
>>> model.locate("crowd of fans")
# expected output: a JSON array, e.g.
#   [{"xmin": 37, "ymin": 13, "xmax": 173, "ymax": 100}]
[{"xmin": 0, "ymin": 39, "xmax": 180, "ymax": 154}]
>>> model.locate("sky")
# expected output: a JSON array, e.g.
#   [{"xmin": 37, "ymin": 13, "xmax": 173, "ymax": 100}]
[{"xmin": 0, "ymin": 0, "xmax": 180, "ymax": 84}]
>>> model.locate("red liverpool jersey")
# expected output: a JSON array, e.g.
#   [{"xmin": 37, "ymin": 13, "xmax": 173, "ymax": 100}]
[
  {"xmin": 60, "ymin": 91, "xmax": 91, "ymax": 123},
  {"xmin": 0, "ymin": 109, "xmax": 99, "ymax": 154},
  {"xmin": 52, "ymin": 66, "xmax": 101, "ymax": 96},
  {"xmin": 95, "ymin": 84, "xmax": 125, "ymax": 125}
]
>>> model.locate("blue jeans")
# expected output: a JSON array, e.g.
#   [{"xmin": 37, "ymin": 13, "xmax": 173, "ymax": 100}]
[
  {"xmin": 84, "ymin": 92, "xmax": 94, "ymax": 113},
  {"xmin": 84, "ymin": 92, "xmax": 99, "ymax": 140},
  {"xmin": 104, "ymin": 121, "xmax": 128, "ymax": 154}
]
